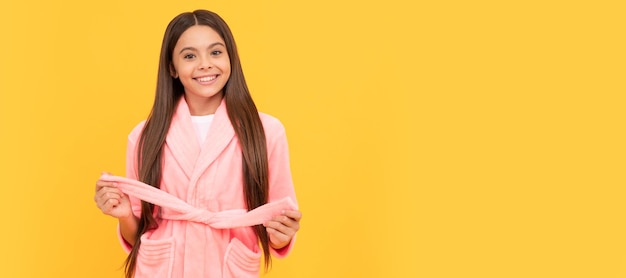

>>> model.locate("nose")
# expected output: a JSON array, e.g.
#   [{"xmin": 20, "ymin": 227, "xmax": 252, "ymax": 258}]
[{"xmin": 199, "ymin": 56, "xmax": 212, "ymax": 70}]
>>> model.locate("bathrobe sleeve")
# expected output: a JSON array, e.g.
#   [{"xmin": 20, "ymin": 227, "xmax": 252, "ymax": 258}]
[
  {"xmin": 117, "ymin": 121, "xmax": 146, "ymax": 253},
  {"xmin": 263, "ymin": 114, "xmax": 299, "ymax": 258}
]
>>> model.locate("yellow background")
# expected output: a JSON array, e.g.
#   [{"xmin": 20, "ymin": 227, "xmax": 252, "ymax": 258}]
[{"xmin": 0, "ymin": 0, "xmax": 624, "ymax": 277}]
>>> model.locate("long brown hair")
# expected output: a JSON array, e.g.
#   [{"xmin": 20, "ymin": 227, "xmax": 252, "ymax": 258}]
[{"xmin": 124, "ymin": 10, "xmax": 270, "ymax": 278}]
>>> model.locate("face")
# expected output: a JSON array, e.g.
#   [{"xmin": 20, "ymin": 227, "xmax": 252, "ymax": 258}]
[{"xmin": 171, "ymin": 25, "xmax": 231, "ymax": 114}]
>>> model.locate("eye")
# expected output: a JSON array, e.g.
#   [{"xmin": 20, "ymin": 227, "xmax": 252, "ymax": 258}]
[
  {"xmin": 211, "ymin": 50, "xmax": 223, "ymax": 56},
  {"xmin": 183, "ymin": 53, "xmax": 196, "ymax": 59}
]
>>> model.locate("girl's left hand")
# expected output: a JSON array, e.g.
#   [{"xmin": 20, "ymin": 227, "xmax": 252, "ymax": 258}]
[{"xmin": 264, "ymin": 210, "xmax": 302, "ymax": 249}]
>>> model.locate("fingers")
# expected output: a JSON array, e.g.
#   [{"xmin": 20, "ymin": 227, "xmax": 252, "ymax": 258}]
[
  {"xmin": 273, "ymin": 210, "xmax": 302, "ymax": 230},
  {"xmin": 95, "ymin": 189, "xmax": 123, "ymax": 211},
  {"xmin": 95, "ymin": 179, "xmax": 117, "ymax": 192},
  {"xmin": 94, "ymin": 177, "xmax": 125, "ymax": 215},
  {"xmin": 99, "ymin": 197, "xmax": 121, "ymax": 212},
  {"xmin": 266, "ymin": 226, "xmax": 292, "ymax": 249},
  {"xmin": 264, "ymin": 210, "xmax": 302, "ymax": 236},
  {"xmin": 94, "ymin": 189, "xmax": 123, "ymax": 204},
  {"xmin": 282, "ymin": 210, "xmax": 302, "ymax": 222},
  {"xmin": 94, "ymin": 181, "xmax": 121, "ymax": 201},
  {"xmin": 94, "ymin": 173, "xmax": 134, "ymax": 219},
  {"xmin": 264, "ymin": 210, "xmax": 302, "ymax": 249}
]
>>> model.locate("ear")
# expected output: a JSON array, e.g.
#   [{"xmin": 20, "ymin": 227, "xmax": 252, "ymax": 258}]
[{"xmin": 169, "ymin": 63, "xmax": 178, "ymax": 78}]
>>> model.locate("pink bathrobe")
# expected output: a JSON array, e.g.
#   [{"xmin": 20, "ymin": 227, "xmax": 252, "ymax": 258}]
[{"xmin": 114, "ymin": 98, "xmax": 298, "ymax": 278}]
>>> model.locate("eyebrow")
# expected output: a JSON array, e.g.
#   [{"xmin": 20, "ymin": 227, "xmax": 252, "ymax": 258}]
[{"xmin": 179, "ymin": 42, "xmax": 226, "ymax": 54}]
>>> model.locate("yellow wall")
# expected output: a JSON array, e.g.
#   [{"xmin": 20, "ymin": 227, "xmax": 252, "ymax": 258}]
[{"xmin": 1, "ymin": 1, "xmax": 625, "ymax": 277}]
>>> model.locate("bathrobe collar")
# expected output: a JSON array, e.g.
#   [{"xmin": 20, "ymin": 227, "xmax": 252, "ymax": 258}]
[{"xmin": 166, "ymin": 97, "xmax": 235, "ymax": 180}]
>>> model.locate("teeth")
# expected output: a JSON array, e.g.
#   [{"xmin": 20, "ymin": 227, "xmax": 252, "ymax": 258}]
[{"xmin": 197, "ymin": 76, "xmax": 216, "ymax": 82}]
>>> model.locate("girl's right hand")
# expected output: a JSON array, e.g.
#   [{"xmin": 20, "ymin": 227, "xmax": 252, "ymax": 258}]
[{"xmin": 94, "ymin": 174, "xmax": 132, "ymax": 219}]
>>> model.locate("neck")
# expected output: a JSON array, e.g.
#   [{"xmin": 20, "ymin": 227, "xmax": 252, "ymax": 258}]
[{"xmin": 184, "ymin": 93, "xmax": 223, "ymax": 115}]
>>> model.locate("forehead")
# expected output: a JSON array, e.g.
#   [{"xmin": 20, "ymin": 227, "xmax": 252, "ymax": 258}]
[{"xmin": 174, "ymin": 25, "xmax": 225, "ymax": 50}]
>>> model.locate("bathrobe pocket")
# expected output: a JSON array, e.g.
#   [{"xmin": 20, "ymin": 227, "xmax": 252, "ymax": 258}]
[
  {"xmin": 222, "ymin": 237, "xmax": 261, "ymax": 278},
  {"xmin": 136, "ymin": 234, "xmax": 175, "ymax": 278}
]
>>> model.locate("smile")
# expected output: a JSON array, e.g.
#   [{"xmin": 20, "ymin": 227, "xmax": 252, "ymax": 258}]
[{"xmin": 196, "ymin": 75, "xmax": 217, "ymax": 82}]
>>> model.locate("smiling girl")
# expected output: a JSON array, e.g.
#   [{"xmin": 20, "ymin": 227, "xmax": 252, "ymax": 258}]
[{"xmin": 94, "ymin": 10, "xmax": 301, "ymax": 278}]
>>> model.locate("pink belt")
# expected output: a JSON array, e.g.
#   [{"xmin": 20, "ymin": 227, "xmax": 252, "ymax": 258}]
[{"xmin": 100, "ymin": 174, "xmax": 297, "ymax": 229}]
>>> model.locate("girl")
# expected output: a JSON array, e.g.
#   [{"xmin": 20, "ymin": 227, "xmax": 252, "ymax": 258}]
[{"xmin": 94, "ymin": 9, "xmax": 301, "ymax": 278}]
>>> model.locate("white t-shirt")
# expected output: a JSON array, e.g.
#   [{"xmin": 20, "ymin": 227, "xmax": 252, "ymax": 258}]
[{"xmin": 190, "ymin": 114, "xmax": 214, "ymax": 144}]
